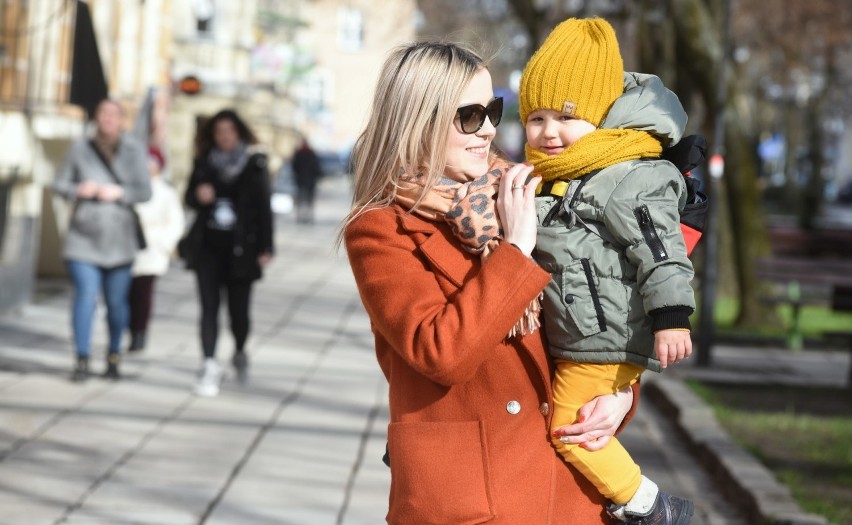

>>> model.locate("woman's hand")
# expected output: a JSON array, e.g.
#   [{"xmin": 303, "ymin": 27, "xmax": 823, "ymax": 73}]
[
  {"xmin": 497, "ymin": 163, "xmax": 539, "ymax": 256},
  {"xmin": 76, "ymin": 180, "xmax": 99, "ymax": 199},
  {"xmin": 552, "ymin": 385, "xmax": 634, "ymax": 451},
  {"xmin": 196, "ymin": 183, "xmax": 216, "ymax": 205},
  {"xmin": 257, "ymin": 253, "xmax": 273, "ymax": 267},
  {"xmin": 96, "ymin": 183, "xmax": 125, "ymax": 202}
]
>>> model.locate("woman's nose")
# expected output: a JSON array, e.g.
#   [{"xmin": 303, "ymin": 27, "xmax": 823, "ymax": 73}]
[{"xmin": 478, "ymin": 115, "xmax": 497, "ymax": 138}]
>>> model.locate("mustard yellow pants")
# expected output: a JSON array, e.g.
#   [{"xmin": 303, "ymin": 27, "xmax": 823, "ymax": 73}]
[{"xmin": 551, "ymin": 360, "xmax": 644, "ymax": 504}]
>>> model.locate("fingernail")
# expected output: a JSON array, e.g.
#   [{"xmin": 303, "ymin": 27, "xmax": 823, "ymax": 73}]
[{"xmin": 577, "ymin": 415, "xmax": 585, "ymax": 423}]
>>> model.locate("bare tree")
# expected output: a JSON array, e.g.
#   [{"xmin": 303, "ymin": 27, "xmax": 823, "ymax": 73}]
[{"xmin": 734, "ymin": 0, "xmax": 852, "ymax": 229}]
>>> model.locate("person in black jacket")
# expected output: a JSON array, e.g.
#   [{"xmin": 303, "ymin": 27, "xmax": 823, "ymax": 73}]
[
  {"xmin": 182, "ymin": 109, "xmax": 274, "ymax": 396},
  {"xmin": 291, "ymin": 138, "xmax": 323, "ymax": 224}
]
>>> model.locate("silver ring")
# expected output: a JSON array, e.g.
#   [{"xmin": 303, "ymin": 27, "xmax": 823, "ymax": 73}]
[{"xmin": 511, "ymin": 185, "xmax": 524, "ymax": 190}]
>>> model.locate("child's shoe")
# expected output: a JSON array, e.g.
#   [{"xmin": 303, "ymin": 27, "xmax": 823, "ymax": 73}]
[{"xmin": 607, "ymin": 476, "xmax": 693, "ymax": 525}]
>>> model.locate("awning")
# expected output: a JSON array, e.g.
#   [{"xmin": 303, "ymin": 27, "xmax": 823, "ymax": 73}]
[{"xmin": 69, "ymin": 0, "xmax": 108, "ymax": 119}]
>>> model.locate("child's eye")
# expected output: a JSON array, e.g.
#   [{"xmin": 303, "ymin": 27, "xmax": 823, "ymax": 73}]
[{"xmin": 559, "ymin": 115, "xmax": 574, "ymax": 122}]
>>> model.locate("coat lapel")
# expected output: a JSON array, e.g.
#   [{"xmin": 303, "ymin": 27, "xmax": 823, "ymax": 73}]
[
  {"xmin": 398, "ymin": 207, "xmax": 555, "ymax": 398},
  {"xmin": 397, "ymin": 210, "xmax": 476, "ymax": 288}
]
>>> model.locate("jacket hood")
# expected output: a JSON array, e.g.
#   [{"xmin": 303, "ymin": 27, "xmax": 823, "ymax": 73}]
[{"xmin": 600, "ymin": 72, "xmax": 687, "ymax": 148}]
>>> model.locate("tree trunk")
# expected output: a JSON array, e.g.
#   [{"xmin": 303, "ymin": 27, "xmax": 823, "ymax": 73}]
[
  {"xmin": 504, "ymin": 0, "xmax": 544, "ymax": 47},
  {"xmin": 664, "ymin": 0, "xmax": 775, "ymax": 327},
  {"xmin": 798, "ymin": 49, "xmax": 835, "ymax": 231}
]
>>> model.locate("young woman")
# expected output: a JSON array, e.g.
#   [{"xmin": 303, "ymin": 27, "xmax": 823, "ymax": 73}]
[
  {"xmin": 340, "ymin": 41, "xmax": 638, "ymax": 524},
  {"xmin": 181, "ymin": 109, "xmax": 274, "ymax": 396},
  {"xmin": 54, "ymin": 98, "xmax": 151, "ymax": 381}
]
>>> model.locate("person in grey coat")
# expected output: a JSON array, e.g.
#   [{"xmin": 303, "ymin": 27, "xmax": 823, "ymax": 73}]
[{"xmin": 54, "ymin": 98, "xmax": 152, "ymax": 382}]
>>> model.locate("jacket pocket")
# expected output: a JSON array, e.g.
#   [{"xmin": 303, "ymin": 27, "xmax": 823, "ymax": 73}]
[
  {"xmin": 560, "ymin": 258, "xmax": 607, "ymax": 338},
  {"xmin": 387, "ymin": 420, "xmax": 495, "ymax": 525}
]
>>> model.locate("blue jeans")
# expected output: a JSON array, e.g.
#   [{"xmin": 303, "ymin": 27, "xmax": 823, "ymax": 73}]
[{"xmin": 66, "ymin": 260, "xmax": 132, "ymax": 357}]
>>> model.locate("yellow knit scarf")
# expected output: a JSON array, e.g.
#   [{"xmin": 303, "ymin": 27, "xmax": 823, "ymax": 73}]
[{"xmin": 525, "ymin": 128, "xmax": 663, "ymax": 183}]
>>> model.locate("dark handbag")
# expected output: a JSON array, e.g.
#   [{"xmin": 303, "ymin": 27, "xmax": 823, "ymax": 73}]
[
  {"xmin": 88, "ymin": 140, "xmax": 147, "ymax": 249},
  {"xmin": 130, "ymin": 208, "xmax": 147, "ymax": 250},
  {"xmin": 177, "ymin": 215, "xmax": 203, "ymax": 269}
]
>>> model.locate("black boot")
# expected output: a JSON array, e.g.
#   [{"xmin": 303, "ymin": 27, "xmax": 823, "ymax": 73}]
[
  {"xmin": 608, "ymin": 490, "xmax": 694, "ymax": 525},
  {"xmin": 70, "ymin": 356, "xmax": 90, "ymax": 382},
  {"xmin": 232, "ymin": 351, "xmax": 248, "ymax": 385},
  {"xmin": 128, "ymin": 331, "xmax": 146, "ymax": 352},
  {"xmin": 103, "ymin": 353, "xmax": 121, "ymax": 380}
]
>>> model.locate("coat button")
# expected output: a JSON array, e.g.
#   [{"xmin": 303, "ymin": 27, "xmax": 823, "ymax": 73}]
[
  {"xmin": 506, "ymin": 400, "xmax": 521, "ymax": 414},
  {"xmin": 539, "ymin": 402, "xmax": 550, "ymax": 416},
  {"xmin": 564, "ymin": 293, "xmax": 574, "ymax": 304}
]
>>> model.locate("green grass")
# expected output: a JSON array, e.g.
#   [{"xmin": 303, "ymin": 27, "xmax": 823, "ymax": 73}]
[
  {"xmin": 708, "ymin": 295, "xmax": 852, "ymax": 341},
  {"xmin": 688, "ymin": 381, "xmax": 852, "ymax": 525}
]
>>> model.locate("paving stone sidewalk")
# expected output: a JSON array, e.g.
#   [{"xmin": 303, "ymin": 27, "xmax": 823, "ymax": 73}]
[{"xmin": 0, "ymin": 178, "xmax": 840, "ymax": 524}]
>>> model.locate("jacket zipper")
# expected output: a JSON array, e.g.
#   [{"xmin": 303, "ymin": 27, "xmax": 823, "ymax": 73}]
[
  {"xmin": 634, "ymin": 205, "xmax": 668, "ymax": 263},
  {"xmin": 580, "ymin": 258, "xmax": 607, "ymax": 333}
]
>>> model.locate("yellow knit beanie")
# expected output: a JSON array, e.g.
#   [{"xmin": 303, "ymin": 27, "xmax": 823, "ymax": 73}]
[{"xmin": 519, "ymin": 17, "xmax": 624, "ymax": 127}]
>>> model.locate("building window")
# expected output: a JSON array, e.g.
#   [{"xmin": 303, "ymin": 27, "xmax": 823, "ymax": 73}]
[
  {"xmin": 301, "ymin": 69, "xmax": 333, "ymax": 112},
  {"xmin": 337, "ymin": 7, "xmax": 363, "ymax": 52},
  {"xmin": 194, "ymin": 0, "xmax": 215, "ymax": 37}
]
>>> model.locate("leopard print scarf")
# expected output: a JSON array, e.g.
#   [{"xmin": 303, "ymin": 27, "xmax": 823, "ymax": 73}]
[{"xmin": 396, "ymin": 158, "xmax": 541, "ymax": 338}]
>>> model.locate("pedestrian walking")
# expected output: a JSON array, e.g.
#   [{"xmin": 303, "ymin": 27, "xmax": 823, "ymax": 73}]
[
  {"xmin": 340, "ymin": 41, "xmax": 639, "ymax": 525},
  {"xmin": 520, "ymin": 18, "xmax": 696, "ymax": 524},
  {"xmin": 127, "ymin": 147, "xmax": 185, "ymax": 352},
  {"xmin": 53, "ymin": 98, "xmax": 152, "ymax": 381},
  {"xmin": 180, "ymin": 109, "xmax": 274, "ymax": 397},
  {"xmin": 291, "ymin": 137, "xmax": 323, "ymax": 224}
]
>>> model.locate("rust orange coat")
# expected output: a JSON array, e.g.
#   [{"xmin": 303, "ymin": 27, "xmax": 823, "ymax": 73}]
[{"xmin": 345, "ymin": 205, "xmax": 635, "ymax": 525}]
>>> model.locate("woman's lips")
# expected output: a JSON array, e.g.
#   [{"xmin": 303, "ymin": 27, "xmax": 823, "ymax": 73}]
[{"xmin": 466, "ymin": 144, "xmax": 490, "ymax": 157}]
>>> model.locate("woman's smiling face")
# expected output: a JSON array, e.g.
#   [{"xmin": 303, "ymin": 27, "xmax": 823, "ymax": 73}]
[{"xmin": 443, "ymin": 68, "xmax": 497, "ymax": 181}]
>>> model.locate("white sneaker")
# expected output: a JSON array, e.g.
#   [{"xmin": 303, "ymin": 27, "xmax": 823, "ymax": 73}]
[{"xmin": 193, "ymin": 358, "xmax": 221, "ymax": 397}]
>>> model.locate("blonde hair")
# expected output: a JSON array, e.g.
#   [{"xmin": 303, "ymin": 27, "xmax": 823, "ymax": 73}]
[{"xmin": 338, "ymin": 41, "xmax": 487, "ymax": 242}]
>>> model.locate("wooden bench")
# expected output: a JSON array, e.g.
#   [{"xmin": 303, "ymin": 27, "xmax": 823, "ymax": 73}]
[
  {"xmin": 756, "ymin": 258, "xmax": 852, "ymax": 386},
  {"xmin": 768, "ymin": 224, "xmax": 852, "ymax": 258}
]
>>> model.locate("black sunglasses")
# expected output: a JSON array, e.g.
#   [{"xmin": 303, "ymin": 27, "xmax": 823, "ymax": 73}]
[{"xmin": 455, "ymin": 97, "xmax": 503, "ymax": 134}]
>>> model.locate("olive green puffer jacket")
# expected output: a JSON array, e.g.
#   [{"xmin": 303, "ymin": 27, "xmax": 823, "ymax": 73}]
[{"xmin": 533, "ymin": 73, "xmax": 695, "ymax": 373}]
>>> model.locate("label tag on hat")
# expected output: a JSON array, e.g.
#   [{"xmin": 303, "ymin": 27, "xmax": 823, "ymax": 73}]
[{"xmin": 562, "ymin": 101, "xmax": 577, "ymax": 116}]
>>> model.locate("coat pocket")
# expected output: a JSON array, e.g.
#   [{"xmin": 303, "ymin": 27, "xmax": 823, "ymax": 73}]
[
  {"xmin": 387, "ymin": 420, "xmax": 495, "ymax": 525},
  {"xmin": 560, "ymin": 258, "xmax": 607, "ymax": 338}
]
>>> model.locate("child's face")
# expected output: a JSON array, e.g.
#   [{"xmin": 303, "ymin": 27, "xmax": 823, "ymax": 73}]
[{"xmin": 525, "ymin": 109, "xmax": 596, "ymax": 156}]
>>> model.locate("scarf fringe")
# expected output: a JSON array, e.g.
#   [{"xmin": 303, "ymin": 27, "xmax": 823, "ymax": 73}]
[{"xmin": 508, "ymin": 292, "xmax": 543, "ymax": 339}]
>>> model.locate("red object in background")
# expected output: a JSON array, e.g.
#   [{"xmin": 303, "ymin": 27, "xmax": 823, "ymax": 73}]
[
  {"xmin": 681, "ymin": 224, "xmax": 702, "ymax": 256},
  {"xmin": 177, "ymin": 76, "xmax": 202, "ymax": 95}
]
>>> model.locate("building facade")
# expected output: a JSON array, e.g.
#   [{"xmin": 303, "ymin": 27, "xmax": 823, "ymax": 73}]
[
  {"xmin": 0, "ymin": 0, "xmax": 172, "ymax": 314},
  {"xmin": 0, "ymin": 0, "xmax": 416, "ymax": 315}
]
